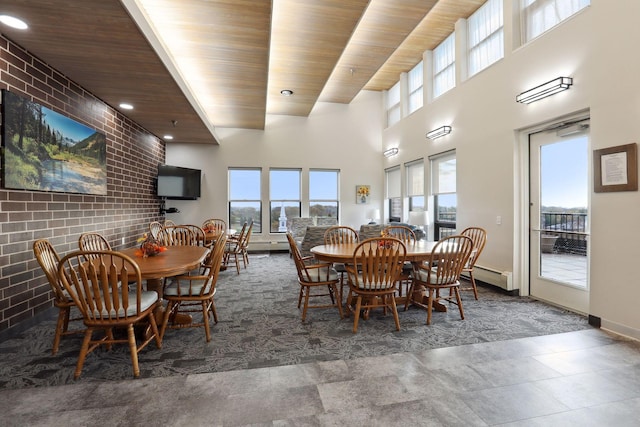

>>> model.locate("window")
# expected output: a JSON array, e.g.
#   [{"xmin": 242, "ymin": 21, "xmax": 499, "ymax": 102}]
[
  {"xmin": 522, "ymin": 0, "xmax": 590, "ymax": 43},
  {"xmin": 270, "ymin": 168, "xmax": 301, "ymax": 233},
  {"xmin": 406, "ymin": 160, "xmax": 424, "ymax": 212},
  {"xmin": 386, "ymin": 81, "xmax": 401, "ymax": 127},
  {"xmin": 468, "ymin": 0, "xmax": 504, "ymax": 77},
  {"xmin": 228, "ymin": 168, "xmax": 261, "ymax": 233},
  {"xmin": 385, "ymin": 166, "xmax": 402, "ymax": 221},
  {"xmin": 430, "ymin": 151, "xmax": 457, "ymax": 239},
  {"xmin": 433, "ymin": 33, "xmax": 456, "ymax": 99},
  {"xmin": 309, "ymin": 169, "xmax": 339, "ymax": 220},
  {"xmin": 407, "ymin": 61, "xmax": 423, "ymax": 114}
]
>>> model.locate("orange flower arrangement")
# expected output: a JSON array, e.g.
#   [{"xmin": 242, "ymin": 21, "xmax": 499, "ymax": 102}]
[
  {"xmin": 135, "ymin": 233, "xmax": 167, "ymax": 258},
  {"xmin": 378, "ymin": 229, "xmax": 394, "ymax": 249}
]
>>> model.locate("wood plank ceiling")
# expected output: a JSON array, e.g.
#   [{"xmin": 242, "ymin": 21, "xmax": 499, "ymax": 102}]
[{"xmin": 0, "ymin": 0, "xmax": 484, "ymax": 145}]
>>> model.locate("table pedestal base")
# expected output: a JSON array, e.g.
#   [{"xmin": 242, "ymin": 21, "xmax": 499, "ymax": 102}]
[
  {"xmin": 144, "ymin": 278, "xmax": 193, "ymax": 338},
  {"xmin": 407, "ymin": 285, "xmax": 448, "ymax": 312}
]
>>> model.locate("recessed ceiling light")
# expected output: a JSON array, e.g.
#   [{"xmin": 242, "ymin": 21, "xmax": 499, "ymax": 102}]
[
  {"xmin": 280, "ymin": 89, "xmax": 294, "ymax": 96},
  {"xmin": 163, "ymin": 135, "xmax": 174, "ymax": 140},
  {"xmin": 0, "ymin": 15, "xmax": 28, "ymax": 30},
  {"xmin": 119, "ymin": 103, "xmax": 134, "ymax": 110}
]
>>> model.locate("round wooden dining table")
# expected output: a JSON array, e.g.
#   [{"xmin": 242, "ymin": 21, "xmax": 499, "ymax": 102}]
[
  {"xmin": 310, "ymin": 240, "xmax": 447, "ymax": 312},
  {"xmin": 119, "ymin": 245, "xmax": 209, "ymax": 327},
  {"xmin": 120, "ymin": 245, "xmax": 209, "ymax": 296},
  {"xmin": 310, "ymin": 240, "xmax": 438, "ymax": 264}
]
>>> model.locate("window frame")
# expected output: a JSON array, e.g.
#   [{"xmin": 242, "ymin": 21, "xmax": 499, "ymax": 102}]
[
  {"xmin": 269, "ymin": 168, "xmax": 301, "ymax": 233},
  {"xmin": 385, "ymin": 166, "xmax": 402, "ymax": 221},
  {"xmin": 430, "ymin": 151, "xmax": 457, "ymax": 239},
  {"xmin": 228, "ymin": 167, "xmax": 262, "ymax": 234},
  {"xmin": 309, "ymin": 168, "xmax": 340, "ymax": 221},
  {"xmin": 521, "ymin": 0, "xmax": 590, "ymax": 43},
  {"xmin": 432, "ymin": 32, "xmax": 456, "ymax": 99},
  {"xmin": 386, "ymin": 81, "xmax": 401, "ymax": 127},
  {"xmin": 407, "ymin": 61, "xmax": 424, "ymax": 114},
  {"xmin": 405, "ymin": 159, "xmax": 425, "ymax": 212},
  {"xmin": 468, "ymin": 0, "xmax": 504, "ymax": 77}
]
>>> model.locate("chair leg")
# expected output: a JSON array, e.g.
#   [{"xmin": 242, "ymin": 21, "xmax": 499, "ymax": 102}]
[
  {"xmin": 209, "ymin": 299, "xmax": 218, "ymax": 324},
  {"xmin": 327, "ymin": 285, "xmax": 335, "ymax": 304},
  {"xmin": 62, "ymin": 306, "xmax": 71, "ymax": 332},
  {"xmin": 404, "ymin": 282, "xmax": 415, "ymax": 311},
  {"xmin": 297, "ymin": 285, "xmax": 304, "ymax": 308},
  {"xmin": 234, "ymin": 253, "xmax": 241, "ymax": 274},
  {"xmin": 339, "ymin": 273, "xmax": 346, "ymax": 302},
  {"xmin": 202, "ymin": 301, "xmax": 211, "ymax": 342},
  {"xmin": 390, "ymin": 295, "xmax": 400, "ymax": 331},
  {"xmin": 333, "ymin": 284, "xmax": 343, "ymax": 319},
  {"xmin": 126, "ymin": 324, "xmax": 140, "ymax": 378},
  {"xmin": 52, "ymin": 307, "xmax": 68, "ymax": 355},
  {"xmin": 470, "ymin": 272, "xmax": 479, "ymax": 300},
  {"xmin": 74, "ymin": 328, "xmax": 93, "ymax": 379},
  {"xmin": 426, "ymin": 288, "xmax": 434, "ymax": 325},
  {"xmin": 242, "ymin": 250, "xmax": 248, "ymax": 268},
  {"xmin": 147, "ymin": 308, "xmax": 162, "ymax": 349},
  {"xmin": 301, "ymin": 286, "xmax": 311, "ymax": 322},
  {"xmin": 454, "ymin": 287, "xmax": 465, "ymax": 320},
  {"xmin": 352, "ymin": 296, "xmax": 362, "ymax": 333},
  {"xmin": 160, "ymin": 300, "xmax": 176, "ymax": 340},
  {"xmin": 105, "ymin": 328, "xmax": 114, "ymax": 351}
]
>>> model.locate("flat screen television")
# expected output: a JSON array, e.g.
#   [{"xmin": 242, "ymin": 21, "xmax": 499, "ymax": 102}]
[{"xmin": 157, "ymin": 164, "xmax": 201, "ymax": 200}]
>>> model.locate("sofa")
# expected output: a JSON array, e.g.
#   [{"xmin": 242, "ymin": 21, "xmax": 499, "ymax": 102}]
[
  {"xmin": 287, "ymin": 217, "xmax": 338, "ymax": 256},
  {"xmin": 300, "ymin": 225, "xmax": 338, "ymax": 257}
]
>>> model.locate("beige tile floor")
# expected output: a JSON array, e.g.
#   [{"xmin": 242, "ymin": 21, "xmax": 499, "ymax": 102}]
[
  {"xmin": 1, "ymin": 328, "xmax": 639, "ymax": 426},
  {"xmin": 541, "ymin": 253, "xmax": 588, "ymax": 288}
]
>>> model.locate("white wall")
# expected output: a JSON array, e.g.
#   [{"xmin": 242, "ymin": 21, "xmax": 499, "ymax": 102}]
[
  {"xmin": 168, "ymin": 1, "xmax": 640, "ymax": 339},
  {"xmin": 166, "ymin": 90, "xmax": 385, "ymax": 244}
]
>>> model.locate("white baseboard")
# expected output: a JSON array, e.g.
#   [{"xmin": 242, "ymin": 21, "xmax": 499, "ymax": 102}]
[{"xmin": 601, "ymin": 319, "xmax": 640, "ymax": 342}]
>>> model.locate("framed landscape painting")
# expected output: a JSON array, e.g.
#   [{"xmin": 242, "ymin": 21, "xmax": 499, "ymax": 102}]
[{"xmin": 1, "ymin": 90, "xmax": 107, "ymax": 195}]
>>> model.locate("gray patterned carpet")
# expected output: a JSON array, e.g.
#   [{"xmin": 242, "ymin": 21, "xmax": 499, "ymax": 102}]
[{"xmin": 0, "ymin": 253, "xmax": 591, "ymax": 389}]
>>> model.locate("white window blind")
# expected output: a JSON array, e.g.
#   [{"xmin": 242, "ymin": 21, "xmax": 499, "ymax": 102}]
[
  {"xmin": 385, "ymin": 167, "xmax": 401, "ymax": 199},
  {"xmin": 468, "ymin": 0, "xmax": 504, "ymax": 77},
  {"xmin": 386, "ymin": 82, "xmax": 401, "ymax": 127},
  {"xmin": 433, "ymin": 33, "xmax": 456, "ymax": 99},
  {"xmin": 521, "ymin": 0, "xmax": 590, "ymax": 43},
  {"xmin": 406, "ymin": 160, "xmax": 424, "ymax": 197},
  {"xmin": 407, "ymin": 61, "xmax": 423, "ymax": 114},
  {"xmin": 430, "ymin": 151, "xmax": 456, "ymax": 195}
]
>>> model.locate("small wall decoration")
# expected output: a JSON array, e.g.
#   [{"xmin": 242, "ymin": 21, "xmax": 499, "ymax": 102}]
[
  {"xmin": 593, "ymin": 143, "xmax": 638, "ymax": 193},
  {"xmin": 356, "ymin": 185, "xmax": 370, "ymax": 204}
]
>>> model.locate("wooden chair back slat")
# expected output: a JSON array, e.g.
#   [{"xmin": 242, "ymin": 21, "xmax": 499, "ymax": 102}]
[
  {"xmin": 324, "ymin": 225, "xmax": 359, "ymax": 244},
  {"xmin": 160, "ymin": 225, "xmax": 196, "ymax": 246}
]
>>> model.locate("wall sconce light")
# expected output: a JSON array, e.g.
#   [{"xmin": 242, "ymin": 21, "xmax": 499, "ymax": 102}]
[
  {"xmin": 516, "ymin": 77, "xmax": 573, "ymax": 104},
  {"xmin": 383, "ymin": 147, "xmax": 399, "ymax": 158},
  {"xmin": 426, "ymin": 126, "xmax": 452, "ymax": 140}
]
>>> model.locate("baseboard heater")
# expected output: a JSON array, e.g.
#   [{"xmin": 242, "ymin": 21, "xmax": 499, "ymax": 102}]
[
  {"xmin": 247, "ymin": 241, "xmax": 288, "ymax": 252},
  {"xmin": 462, "ymin": 264, "xmax": 516, "ymax": 292}
]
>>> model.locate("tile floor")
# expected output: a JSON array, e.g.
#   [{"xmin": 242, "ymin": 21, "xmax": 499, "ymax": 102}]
[
  {"xmin": 541, "ymin": 253, "xmax": 588, "ymax": 288},
  {"xmin": 1, "ymin": 328, "xmax": 639, "ymax": 426}
]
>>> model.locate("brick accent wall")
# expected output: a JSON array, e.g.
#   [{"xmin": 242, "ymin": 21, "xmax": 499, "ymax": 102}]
[{"xmin": 0, "ymin": 36, "xmax": 165, "ymax": 335}]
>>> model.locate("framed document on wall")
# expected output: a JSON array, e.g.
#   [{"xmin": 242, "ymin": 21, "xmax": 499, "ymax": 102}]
[{"xmin": 593, "ymin": 143, "xmax": 638, "ymax": 193}]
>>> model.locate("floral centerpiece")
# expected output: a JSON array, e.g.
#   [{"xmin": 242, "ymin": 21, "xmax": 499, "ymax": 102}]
[
  {"xmin": 379, "ymin": 229, "xmax": 394, "ymax": 249},
  {"xmin": 135, "ymin": 233, "xmax": 167, "ymax": 258}
]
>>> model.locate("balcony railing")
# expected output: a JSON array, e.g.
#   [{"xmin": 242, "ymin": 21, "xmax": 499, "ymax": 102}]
[{"xmin": 541, "ymin": 212, "xmax": 588, "ymax": 255}]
